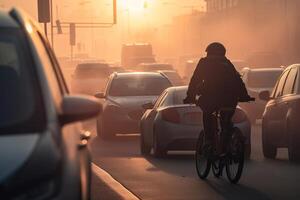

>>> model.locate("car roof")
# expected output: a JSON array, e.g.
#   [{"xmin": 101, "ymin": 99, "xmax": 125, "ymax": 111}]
[
  {"xmin": 139, "ymin": 63, "xmax": 172, "ymax": 66},
  {"xmin": 0, "ymin": 9, "xmax": 19, "ymax": 28},
  {"xmin": 113, "ymin": 72, "xmax": 166, "ymax": 79},
  {"xmin": 165, "ymin": 86, "xmax": 188, "ymax": 94},
  {"xmin": 248, "ymin": 68, "xmax": 284, "ymax": 72}
]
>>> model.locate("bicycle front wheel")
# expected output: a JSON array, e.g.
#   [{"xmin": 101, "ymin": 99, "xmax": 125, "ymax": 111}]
[
  {"xmin": 195, "ymin": 131, "xmax": 211, "ymax": 179},
  {"xmin": 226, "ymin": 128, "xmax": 245, "ymax": 184}
]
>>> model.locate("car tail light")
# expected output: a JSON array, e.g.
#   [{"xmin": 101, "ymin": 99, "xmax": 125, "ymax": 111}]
[
  {"xmin": 161, "ymin": 108, "xmax": 180, "ymax": 123},
  {"xmin": 232, "ymin": 109, "xmax": 247, "ymax": 123}
]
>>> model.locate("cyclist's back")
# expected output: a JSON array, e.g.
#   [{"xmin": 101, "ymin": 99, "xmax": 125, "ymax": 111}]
[{"xmin": 184, "ymin": 42, "xmax": 251, "ymax": 147}]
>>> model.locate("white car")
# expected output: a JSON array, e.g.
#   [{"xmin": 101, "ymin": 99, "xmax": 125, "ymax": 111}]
[
  {"xmin": 140, "ymin": 86, "xmax": 251, "ymax": 158},
  {"xmin": 95, "ymin": 72, "xmax": 172, "ymax": 139}
]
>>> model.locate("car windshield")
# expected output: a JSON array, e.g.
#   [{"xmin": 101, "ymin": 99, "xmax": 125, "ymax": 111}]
[
  {"xmin": 109, "ymin": 76, "xmax": 171, "ymax": 96},
  {"xmin": 75, "ymin": 63, "xmax": 111, "ymax": 78},
  {"xmin": 174, "ymin": 88, "xmax": 188, "ymax": 105},
  {"xmin": 0, "ymin": 28, "xmax": 45, "ymax": 133},
  {"xmin": 248, "ymin": 70, "xmax": 283, "ymax": 88}
]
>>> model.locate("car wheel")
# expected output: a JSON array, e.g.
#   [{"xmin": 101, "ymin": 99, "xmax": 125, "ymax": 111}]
[
  {"xmin": 288, "ymin": 130, "xmax": 300, "ymax": 162},
  {"xmin": 153, "ymin": 133, "xmax": 166, "ymax": 158},
  {"xmin": 140, "ymin": 133, "xmax": 151, "ymax": 155},
  {"xmin": 97, "ymin": 118, "xmax": 114, "ymax": 140},
  {"xmin": 262, "ymin": 126, "xmax": 277, "ymax": 159}
]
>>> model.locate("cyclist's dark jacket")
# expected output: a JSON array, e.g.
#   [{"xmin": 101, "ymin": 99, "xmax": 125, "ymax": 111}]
[{"xmin": 186, "ymin": 55, "xmax": 249, "ymax": 112}]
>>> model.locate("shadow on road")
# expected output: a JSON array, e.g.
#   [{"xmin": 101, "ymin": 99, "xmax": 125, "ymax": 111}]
[{"xmin": 205, "ymin": 180, "xmax": 271, "ymax": 200}]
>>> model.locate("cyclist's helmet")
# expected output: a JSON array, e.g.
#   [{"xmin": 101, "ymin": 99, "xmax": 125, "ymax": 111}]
[{"xmin": 206, "ymin": 42, "xmax": 226, "ymax": 56}]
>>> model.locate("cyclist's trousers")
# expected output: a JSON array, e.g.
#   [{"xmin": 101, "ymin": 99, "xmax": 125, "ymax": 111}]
[{"xmin": 202, "ymin": 107, "xmax": 236, "ymax": 143}]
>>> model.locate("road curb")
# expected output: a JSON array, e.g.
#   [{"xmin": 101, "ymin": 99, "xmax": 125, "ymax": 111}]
[{"xmin": 92, "ymin": 163, "xmax": 140, "ymax": 200}]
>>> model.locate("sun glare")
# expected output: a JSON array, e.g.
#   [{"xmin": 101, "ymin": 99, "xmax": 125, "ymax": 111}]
[{"xmin": 119, "ymin": 0, "xmax": 147, "ymax": 12}]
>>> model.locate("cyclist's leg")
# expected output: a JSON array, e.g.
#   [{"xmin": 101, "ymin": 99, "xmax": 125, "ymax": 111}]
[
  {"xmin": 220, "ymin": 107, "xmax": 236, "ymax": 153},
  {"xmin": 202, "ymin": 111, "xmax": 215, "ymax": 146}
]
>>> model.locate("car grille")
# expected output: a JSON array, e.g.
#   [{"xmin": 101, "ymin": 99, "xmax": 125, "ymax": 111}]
[{"xmin": 128, "ymin": 109, "xmax": 145, "ymax": 120}]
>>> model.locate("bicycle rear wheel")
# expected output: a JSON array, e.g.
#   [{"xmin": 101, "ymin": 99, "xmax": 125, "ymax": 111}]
[
  {"xmin": 226, "ymin": 128, "xmax": 245, "ymax": 184},
  {"xmin": 195, "ymin": 131, "xmax": 211, "ymax": 179}
]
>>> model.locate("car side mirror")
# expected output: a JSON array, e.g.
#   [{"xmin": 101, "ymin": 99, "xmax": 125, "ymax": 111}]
[
  {"xmin": 259, "ymin": 90, "xmax": 271, "ymax": 101},
  {"xmin": 60, "ymin": 95, "xmax": 102, "ymax": 125},
  {"xmin": 95, "ymin": 92, "xmax": 105, "ymax": 99},
  {"xmin": 142, "ymin": 102, "xmax": 154, "ymax": 110}
]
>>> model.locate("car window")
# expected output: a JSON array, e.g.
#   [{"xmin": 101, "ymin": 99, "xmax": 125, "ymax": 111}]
[
  {"xmin": 159, "ymin": 92, "xmax": 173, "ymax": 107},
  {"xmin": 282, "ymin": 67, "xmax": 298, "ymax": 96},
  {"xmin": 31, "ymin": 30, "xmax": 63, "ymax": 102},
  {"xmin": 154, "ymin": 91, "xmax": 167, "ymax": 109},
  {"xmin": 0, "ymin": 28, "xmax": 45, "ymax": 133},
  {"xmin": 109, "ymin": 76, "xmax": 171, "ymax": 96},
  {"xmin": 248, "ymin": 70, "xmax": 283, "ymax": 88},
  {"xmin": 273, "ymin": 70, "xmax": 289, "ymax": 98}
]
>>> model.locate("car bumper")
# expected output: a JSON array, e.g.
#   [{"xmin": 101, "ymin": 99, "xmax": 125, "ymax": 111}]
[
  {"xmin": 102, "ymin": 112, "xmax": 140, "ymax": 134},
  {"xmin": 155, "ymin": 119, "xmax": 251, "ymax": 151}
]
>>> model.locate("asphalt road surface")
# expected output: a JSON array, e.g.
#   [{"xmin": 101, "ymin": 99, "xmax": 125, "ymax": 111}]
[{"xmin": 90, "ymin": 124, "xmax": 300, "ymax": 200}]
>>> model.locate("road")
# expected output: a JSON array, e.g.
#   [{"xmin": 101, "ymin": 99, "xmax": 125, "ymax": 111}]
[{"xmin": 89, "ymin": 124, "xmax": 300, "ymax": 200}]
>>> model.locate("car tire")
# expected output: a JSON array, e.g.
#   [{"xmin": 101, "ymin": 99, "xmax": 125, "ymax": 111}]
[
  {"xmin": 288, "ymin": 129, "xmax": 300, "ymax": 162},
  {"xmin": 97, "ymin": 118, "xmax": 114, "ymax": 140},
  {"xmin": 153, "ymin": 133, "xmax": 166, "ymax": 158},
  {"xmin": 140, "ymin": 133, "xmax": 151, "ymax": 155},
  {"xmin": 262, "ymin": 126, "xmax": 277, "ymax": 159}
]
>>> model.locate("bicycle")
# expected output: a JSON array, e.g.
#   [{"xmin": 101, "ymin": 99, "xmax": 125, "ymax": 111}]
[{"xmin": 195, "ymin": 99, "xmax": 254, "ymax": 184}]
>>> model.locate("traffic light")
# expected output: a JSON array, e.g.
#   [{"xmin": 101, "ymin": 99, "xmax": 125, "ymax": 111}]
[
  {"xmin": 69, "ymin": 23, "xmax": 76, "ymax": 46},
  {"xmin": 56, "ymin": 20, "xmax": 62, "ymax": 34},
  {"xmin": 37, "ymin": 0, "xmax": 50, "ymax": 23}
]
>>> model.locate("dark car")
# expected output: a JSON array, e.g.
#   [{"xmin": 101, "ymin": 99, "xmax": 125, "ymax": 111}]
[
  {"xmin": 240, "ymin": 67, "xmax": 283, "ymax": 123},
  {"xmin": 135, "ymin": 63, "xmax": 174, "ymax": 72},
  {"xmin": 0, "ymin": 8, "xmax": 101, "ymax": 199},
  {"xmin": 260, "ymin": 64, "xmax": 300, "ymax": 161},
  {"xmin": 95, "ymin": 72, "xmax": 172, "ymax": 139},
  {"xmin": 71, "ymin": 62, "xmax": 111, "ymax": 95}
]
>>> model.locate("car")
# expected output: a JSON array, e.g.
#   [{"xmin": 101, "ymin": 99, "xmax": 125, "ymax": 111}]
[
  {"xmin": 259, "ymin": 64, "xmax": 300, "ymax": 161},
  {"xmin": 121, "ymin": 43, "xmax": 156, "ymax": 68},
  {"xmin": 135, "ymin": 63, "xmax": 174, "ymax": 72},
  {"xmin": 239, "ymin": 67, "xmax": 283, "ymax": 123},
  {"xmin": 95, "ymin": 72, "xmax": 173, "ymax": 139},
  {"xmin": 232, "ymin": 59, "xmax": 249, "ymax": 72},
  {"xmin": 157, "ymin": 70, "xmax": 184, "ymax": 86},
  {"xmin": 71, "ymin": 62, "xmax": 111, "ymax": 95},
  {"xmin": 140, "ymin": 86, "xmax": 252, "ymax": 158},
  {"xmin": 246, "ymin": 51, "xmax": 282, "ymax": 68},
  {"xmin": 0, "ymin": 8, "xmax": 101, "ymax": 199}
]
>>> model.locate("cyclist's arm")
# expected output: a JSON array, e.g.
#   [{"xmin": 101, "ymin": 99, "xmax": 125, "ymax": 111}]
[{"xmin": 186, "ymin": 59, "xmax": 204, "ymax": 100}]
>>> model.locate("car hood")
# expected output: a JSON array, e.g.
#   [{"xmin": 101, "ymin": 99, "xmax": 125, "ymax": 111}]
[
  {"xmin": 0, "ymin": 131, "xmax": 61, "ymax": 195},
  {"xmin": 107, "ymin": 96, "xmax": 158, "ymax": 109},
  {"xmin": 0, "ymin": 134, "xmax": 39, "ymax": 184}
]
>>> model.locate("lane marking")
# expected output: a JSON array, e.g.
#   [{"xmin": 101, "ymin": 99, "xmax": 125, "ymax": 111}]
[{"xmin": 92, "ymin": 163, "xmax": 140, "ymax": 200}]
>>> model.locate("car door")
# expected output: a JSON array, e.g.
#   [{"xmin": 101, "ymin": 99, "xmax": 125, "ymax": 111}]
[
  {"xmin": 265, "ymin": 69, "xmax": 290, "ymax": 146},
  {"xmin": 32, "ymin": 27, "xmax": 89, "ymax": 198},
  {"xmin": 144, "ymin": 91, "xmax": 168, "ymax": 145},
  {"xmin": 281, "ymin": 67, "xmax": 298, "ymax": 145}
]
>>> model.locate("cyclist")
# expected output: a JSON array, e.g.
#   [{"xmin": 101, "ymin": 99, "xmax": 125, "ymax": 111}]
[{"xmin": 184, "ymin": 42, "xmax": 252, "ymax": 153}]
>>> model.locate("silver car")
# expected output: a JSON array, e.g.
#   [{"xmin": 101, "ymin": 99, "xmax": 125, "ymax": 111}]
[
  {"xmin": 95, "ymin": 72, "xmax": 172, "ymax": 139},
  {"xmin": 0, "ymin": 8, "xmax": 101, "ymax": 199},
  {"xmin": 140, "ymin": 86, "xmax": 251, "ymax": 158},
  {"xmin": 240, "ymin": 67, "xmax": 283, "ymax": 123}
]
